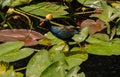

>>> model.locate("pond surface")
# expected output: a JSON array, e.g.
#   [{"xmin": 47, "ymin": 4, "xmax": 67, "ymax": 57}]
[{"xmin": 80, "ymin": 55, "xmax": 120, "ymax": 77}]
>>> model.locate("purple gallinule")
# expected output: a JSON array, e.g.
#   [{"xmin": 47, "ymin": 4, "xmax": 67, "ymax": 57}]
[{"xmin": 41, "ymin": 14, "xmax": 79, "ymax": 40}]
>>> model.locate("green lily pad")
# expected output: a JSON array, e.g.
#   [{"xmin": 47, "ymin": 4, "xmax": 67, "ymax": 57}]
[
  {"xmin": 86, "ymin": 37, "xmax": 120, "ymax": 56},
  {"xmin": 19, "ymin": 2, "xmax": 68, "ymax": 18},
  {"xmin": 66, "ymin": 53, "xmax": 88, "ymax": 69},
  {"xmin": 39, "ymin": 32, "xmax": 63, "ymax": 46},
  {"xmin": 26, "ymin": 49, "xmax": 52, "ymax": 77},
  {"xmin": 77, "ymin": 0, "xmax": 101, "ymax": 8},
  {"xmin": 72, "ymin": 27, "xmax": 88, "ymax": 42},
  {"xmin": 41, "ymin": 61, "xmax": 67, "ymax": 77},
  {"xmin": 0, "ymin": 48, "xmax": 34, "ymax": 62},
  {"xmin": 66, "ymin": 66, "xmax": 85, "ymax": 77},
  {"xmin": 0, "ymin": 41, "xmax": 24, "ymax": 56}
]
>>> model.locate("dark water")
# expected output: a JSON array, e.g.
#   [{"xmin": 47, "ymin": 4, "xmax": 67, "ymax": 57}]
[{"xmin": 80, "ymin": 55, "xmax": 120, "ymax": 77}]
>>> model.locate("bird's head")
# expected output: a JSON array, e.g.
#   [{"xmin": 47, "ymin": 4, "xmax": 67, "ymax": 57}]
[{"xmin": 40, "ymin": 14, "xmax": 53, "ymax": 29}]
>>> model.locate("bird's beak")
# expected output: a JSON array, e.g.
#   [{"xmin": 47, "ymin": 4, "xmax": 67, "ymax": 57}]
[{"xmin": 39, "ymin": 20, "xmax": 45, "ymax": 26}]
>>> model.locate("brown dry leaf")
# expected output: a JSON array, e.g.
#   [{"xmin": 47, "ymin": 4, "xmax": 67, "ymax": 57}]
[{"xmin": 0, "ymin": 29, "xmax": 44, "ymax": 46}]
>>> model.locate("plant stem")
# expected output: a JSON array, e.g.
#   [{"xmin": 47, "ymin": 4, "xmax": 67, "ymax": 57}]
[
  {"xmin": 15, "ymin": 67, "xmax": 26, "ymax": 71},
  {"xmin": 0, "ymin": 11, "xmax": 13, "ymax": 29},
  {"xmin": 13, "ymin": 9, "xmax": 33, "ymax": 29},
  {"xmin": 15, "ymin": 9, "xmax": 65, "ymax": 27},
  {"xmin": 106, "ymin": 22, "xmax": 110, "ymax": 34}
]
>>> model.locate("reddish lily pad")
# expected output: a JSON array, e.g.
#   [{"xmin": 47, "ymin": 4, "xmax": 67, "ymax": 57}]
[
  {"xmin": 0, "ymin": 29, "xmax": 44, "ymax": 46},
  {"xmin": 78, "ymin": 19, "xmax": 106, "ymax": 35}
]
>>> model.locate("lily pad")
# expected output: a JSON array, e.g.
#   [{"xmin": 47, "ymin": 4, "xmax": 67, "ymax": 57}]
[{"xmin": 19, "ymin": 2, "xmax": 68, "ymax": 18}]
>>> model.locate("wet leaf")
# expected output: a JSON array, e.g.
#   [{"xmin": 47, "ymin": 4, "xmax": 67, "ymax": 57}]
[
  {"xmin": 19, "ymin": 2, "xmax": 68, "ymax": 18},
  {"xmin": 0, "ymin": 48, "xmax": 34, "ymax": 62},
  {"xmin": 41, "ymin": 61, "xmax": 67, "ymax": 77},
  {"xmin": 26, "ymin": 49, "xmax": 52, "ymax": 77},
  {"xmin": 72, "ymin": 27, "xmax": 88, "ymax": 42},
  {"xmin": 0, "ymin": 29, "xmax": 44, "ymax": 46},
  {"xmin": 0, "ymin": 41, "xmax": 24, "ymax": 56}
]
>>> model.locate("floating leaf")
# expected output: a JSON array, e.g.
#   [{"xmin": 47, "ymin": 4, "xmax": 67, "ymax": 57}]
[
  {"xmin": 0, "ymin": 29, "xmax": 44, "ymax": 46},
  {"xmin": 86, "ymin": 36, "xmax": 111, "ymax": 46},
  {"xmin": 41, "ymin": 61, "xmax": 67, "ymax": 77},
  {"xmin": 49, "ymin": 50, "xmax": 66, "ymax": 63},
  {"xmin": 80, "ymin": 19, "xmax": 106, "ymax": 35},
  {"xmin": 19, "ymin": 2, "xmax": 68, "ymax": 18},
  {"xmin": 72, "ymin": 27, "xmax": 88, "ymax": 42},
  {"xmin": 66, "ymin": 53, "xmax": 88, "ymax": 69},
  {"xmin": 91, "ymin": 33, "xmax": 109, "ymax": 41},
  {"xmin": 49, "ymin": 41, "xmax": 69, "ymax": 53},
  {"xmin": 86, "ymin": 43, "xmax": 120, "ymax": 56},
  {"xmin": 0, "ymin": 41, "xmax": 24, "ymax": 56},
  {"xmin": 113, "ymin": 38, "xmax": 120, "ymax": 44},
  {"xmin": 38, "ymin": 38, "xmax": 53, "ymax": 46},
  {"xmin": 0, "ymin": 48, "xmax": 34, "ymax": 62},
  {"xmin": 26, "ymin": 49, "xmax": 52, "ymax": 77},
  {"xmin": 86, "ymin": 36, "xmax": 120, "ymax": 56},
  {"xmin": 39, "ymin": 32, "xmax": 63, "ymax": 46}
]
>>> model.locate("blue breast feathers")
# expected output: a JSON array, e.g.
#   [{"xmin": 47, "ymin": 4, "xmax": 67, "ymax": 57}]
[{"xmin": 43, "ymin": 19, "xmax": 79, "ymax": 39}]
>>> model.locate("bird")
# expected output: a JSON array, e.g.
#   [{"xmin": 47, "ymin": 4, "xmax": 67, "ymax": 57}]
[{"xmin": 40, "ymin": 14, "xmax": 79, "ymax": 40}]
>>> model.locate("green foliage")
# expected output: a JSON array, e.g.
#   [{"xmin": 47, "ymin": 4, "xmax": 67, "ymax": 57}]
[
  {"xmin": 0, "ymin": 0, "xmax": 32, "ymax": 8},
  {"xmin": 66, "ymin": 66, "xmax": 85, "ymax": 77},
  {"xmin": 116, "ymin": 18, "xmax": 120, "ymax": 35},
  {"xmin": 19, "ymin": 2, "xmax": 68, "ymax": 18},
  {"xmin": 0, "ymin": 48, "xmax": 34, "ymax": 62},
  {"xmin": 0, "ymin": 64, "xmax": 23, "ymax": 77},
  {"xmin": 72, "ymin": 27, "xmax": 88, "ymax": 42},
  {"xmin": 0, "ymin": 41, "xmax": 24, "ymax": 56},
  {"xmin": 39, "ymin": 32, "xmax": 63, "ymax": 46},
  {"xmin": 86, "ymin": 36, "xmax": 120, "ymax": 56},
  {"xmin": 66, "ymin": 53, "xmax": 88, "ymax": 69},
  {"xmin": 77, "ymin": 0, "xmax": 102, "ymax": 8},
  {"xmin": 0, "ymin": 41, "xmax": 34, "ymax": 62},
  {"xmin": 26, "ymin": 50, "xmax": 52, "ymax": 77},
  {"xmin": 1, "ymin": 0, "xmax": 120, "ymax": 77},
  {"xmin": 90, "ymin": 1, "xmax": 120, "ymax": 34},
  {"xmin": 26, "ymin": 49, "xmax": 86, "ymax": 77},
  {"xmin": 41, "ymin": 61, "xmax": 66, "ymax": 77}
]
